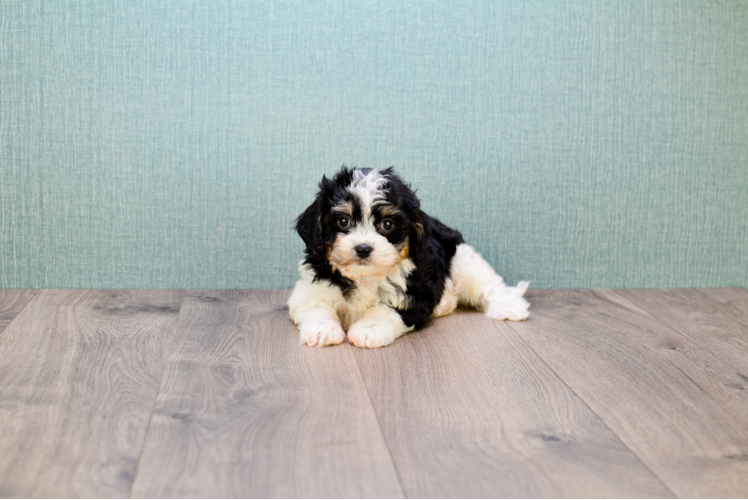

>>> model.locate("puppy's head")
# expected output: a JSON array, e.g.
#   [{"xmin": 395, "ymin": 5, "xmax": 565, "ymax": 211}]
[{"xmin": 296, "ymin": 167, "xmax": 426, "ymax": 280}]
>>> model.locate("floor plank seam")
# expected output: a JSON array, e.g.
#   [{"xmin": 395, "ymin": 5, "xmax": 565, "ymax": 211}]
[
  {"xmin": 503, "ymin": 320, "xmax": 680, "ymax": 498},
  {"xmin": 607, "ymin": 289, "xmax": 748, "ymax": 374},
  {"xmin": 351, "ymin": 351, "xmax": 409, "ymax": 499},
  {"xmin": 693, "ymin": 287, "xmax": 748, "ymax": 329},
  {"xmin": 127, "ymin": 289, "xmax": 188, "ymax": 499},
  {"xmin": 0, "ymin": 289, "xmax": 39, "ymax": 336}
]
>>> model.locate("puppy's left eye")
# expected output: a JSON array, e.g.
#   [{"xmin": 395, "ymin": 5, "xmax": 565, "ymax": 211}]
[{"xmin": 379, "ymin": 219, "xmax": 394, "ymax": 232}]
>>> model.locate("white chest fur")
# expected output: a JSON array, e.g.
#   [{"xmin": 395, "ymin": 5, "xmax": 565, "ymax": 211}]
[{"xmin": 336, "ymin": 258, "xmax": 415, "ymax": 329}]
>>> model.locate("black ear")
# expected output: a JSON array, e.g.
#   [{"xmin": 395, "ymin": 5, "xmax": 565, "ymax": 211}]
[
  {"xmin": 296, "ymin": 176, "xmax": 332, "ymax": 258},
  {"xmin": 410, "ymin": 209, "xmax": 431, "ymax": 262},
  {"xmin": 403, "ymin": 187, "xmax": 431, "ymax": 261}
]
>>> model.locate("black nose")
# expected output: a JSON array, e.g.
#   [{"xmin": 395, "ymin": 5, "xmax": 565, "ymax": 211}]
[{"xmin": 354, "ymin": 244, "xmax": 373, "ymax": 258}]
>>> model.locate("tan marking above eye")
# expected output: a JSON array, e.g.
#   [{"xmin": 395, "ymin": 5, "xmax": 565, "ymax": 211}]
[
  {"xmin": 378, "ymin": 205, "xmax": 401, "ymax": 217},
  {"xmin": 331, "ymin": 201, "xmax": 354, "ymax": 217}
]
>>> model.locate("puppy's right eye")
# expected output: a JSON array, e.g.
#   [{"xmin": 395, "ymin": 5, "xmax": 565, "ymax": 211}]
[{"xmin": 337, "ymin": 217, "xmax": 351, "ymax": 229}]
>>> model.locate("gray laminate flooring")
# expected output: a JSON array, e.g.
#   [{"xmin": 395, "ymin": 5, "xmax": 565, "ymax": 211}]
[{"xmin": 0, "ymin": 288, "xmax": 746, "ymax": 498}]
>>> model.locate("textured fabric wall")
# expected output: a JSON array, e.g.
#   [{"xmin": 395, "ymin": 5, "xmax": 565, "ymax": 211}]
[{"xmin": 1, "ymin": 1, "xmax": 747, "ymax": 289}]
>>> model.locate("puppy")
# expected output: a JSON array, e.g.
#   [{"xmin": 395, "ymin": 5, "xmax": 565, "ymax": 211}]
[{"xmin": 288, "ymin": 167, "xmax": 530, "ymax": 348}]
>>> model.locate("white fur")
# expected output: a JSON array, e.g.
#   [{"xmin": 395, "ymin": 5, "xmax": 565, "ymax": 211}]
[
  {"xmin": 445, "ymin": 243, "xmax": 530, "ymax": 321},
  {"xmin": 289, "ymin": 244, "xmax": 529, "ymax": 348},
  {"xmin": 288, "ymin": 259, "xmax": 415, "ymax": 348},
  {"xmin": 287, "ymin": 265, "xmax": 347, "ymax": 347},
  {"xmin": 330, "ymin": 224, "xmax": 400, "ymax": 280},
  {"xmin": 348, "ymin": 169, "xmax": 388, "ymax": 223},
  {"xmin": 433, "ymin": 282, "xmax": 459, "ymax": 317},
  {"xmin": 347, "ymin": 304, "xmax": 413, "ymax": 348}
]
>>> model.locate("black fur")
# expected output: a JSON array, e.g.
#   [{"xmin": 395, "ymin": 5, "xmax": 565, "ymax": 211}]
[{"xmin": 295, "ymin": 166, "xmax": 464, "ymax": 330}]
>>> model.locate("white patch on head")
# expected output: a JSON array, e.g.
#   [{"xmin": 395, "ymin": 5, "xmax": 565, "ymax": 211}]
[{"xmin": 348, "ymin": 169, "xmax": 388, "ymax": 223}]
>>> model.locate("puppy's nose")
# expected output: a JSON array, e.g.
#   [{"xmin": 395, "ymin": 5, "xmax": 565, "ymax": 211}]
[{"xmin": 354, "ymin": 243, "xmax": 373, "ymax": 259}]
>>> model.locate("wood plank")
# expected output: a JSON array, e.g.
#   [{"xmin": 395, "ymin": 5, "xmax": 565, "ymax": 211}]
[
  {"xmin": 353, "ymin": 309, "xmax": 673, "ymax": 498},
  {"xmin": 0, "ymin": 289, "xmax": 184, "ymax": 498},
  {"xmin": 508, "ymin": 289, "xmax": 748, "ymax": 498},
  {"xmin": 130, "ymin": 290, "xmax": 403, "ymax": 498},
  {"xmin": 0, "ymin": 289, "xmax": 37, "ymax": 334},
  {"xmin": 615, "ymin": 288, "xmax": 748, "ymax": 376},
  {"xmin": 699, "ymin": 287, "xmax": 748, "ymax": 326}
]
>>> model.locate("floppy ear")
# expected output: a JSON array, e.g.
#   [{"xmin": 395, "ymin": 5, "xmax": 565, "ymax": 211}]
[
  {"xmin": 410, "ymin": 210, "xmax": 431, "ymax": 262},
  {"xmin": 295, "ymin": 177, "xmax": 332, "ymax": 258},
  {"xmin": 296, "ymin": 196, "xmax": 324, "ymax": 257},
  {"xmin": 404, "ymin": 188, "xmax": 431, "ymax": 262}
]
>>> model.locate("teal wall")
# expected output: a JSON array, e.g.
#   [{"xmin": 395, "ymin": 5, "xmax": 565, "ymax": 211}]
[{"xmin": 2, "ymin": 1, "xmax": 747, "ymax": 290}]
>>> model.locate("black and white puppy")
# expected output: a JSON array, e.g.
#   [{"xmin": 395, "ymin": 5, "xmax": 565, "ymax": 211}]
[{"xmin": 289, "ymin": 167, "xmax": 530, "ymax": 348}]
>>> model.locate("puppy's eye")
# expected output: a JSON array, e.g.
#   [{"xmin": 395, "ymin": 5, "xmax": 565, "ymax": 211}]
[
  {"xmin": 338, "ymin": 217, "xmax": 351, "ymax": 229},
  {"xmin": 379, "ymin": 219, "xmax": 394, "ymax": 232}
]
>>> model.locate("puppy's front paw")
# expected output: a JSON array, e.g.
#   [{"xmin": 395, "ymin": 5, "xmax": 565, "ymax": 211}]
[
  {"xmin": 485, "ymin": 295, "xmax": 531, "ymax": 321},
  {"xmin": 347, "ymin": 319, "xmax": 397, "ymax": 349},
  {"xmin": 299, "ymin": 320, "xmax": 346, "ymax": 347}
]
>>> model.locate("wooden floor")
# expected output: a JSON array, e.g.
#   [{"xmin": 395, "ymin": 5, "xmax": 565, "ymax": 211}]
[{"xmin": 0, "ymin": 288, "xmax": 747, "ymax": 498}]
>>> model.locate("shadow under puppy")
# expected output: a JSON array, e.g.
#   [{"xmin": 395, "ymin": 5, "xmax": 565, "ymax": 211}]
[{"xmin": 289, "ymin": 167, "xmax": 530, "ymax": 348}]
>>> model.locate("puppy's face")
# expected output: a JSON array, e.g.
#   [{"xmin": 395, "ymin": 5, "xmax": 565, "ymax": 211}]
[{"xmin": 297, "ymin": 168, "xmax": 423, "ymax": 280}]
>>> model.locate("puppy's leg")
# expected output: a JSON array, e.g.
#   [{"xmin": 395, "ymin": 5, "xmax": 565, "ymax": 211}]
[
  {"xmin": 448, "ymin": 243, "xmax": 530, "ymax": 321},
  {"xmin": 288, "ymin": 269, "xmax": 346, "ymax": 348},
  {"xmin": 348, "ymin": 305, "xmax": 413, "ymax": 348},
  {"xmin": 433, "ymin": 280, "xmax": 459, "ymax": 318}
]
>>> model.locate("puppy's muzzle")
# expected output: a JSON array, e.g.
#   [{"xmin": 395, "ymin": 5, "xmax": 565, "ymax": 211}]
[{"xmin": 354, "ymin": 243, "xmax": 373, "ymax": 259}]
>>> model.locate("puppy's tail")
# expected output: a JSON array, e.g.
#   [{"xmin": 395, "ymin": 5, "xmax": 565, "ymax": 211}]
[{"xmin": 514, "ymin": 281, "xmax": 530, "ymax": 297}]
